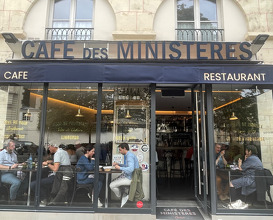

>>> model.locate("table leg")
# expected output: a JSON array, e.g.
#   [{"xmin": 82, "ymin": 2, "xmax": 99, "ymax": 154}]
[
  {"xmin": 228, "ymin": 170, "xmax": 231, "ymax": 204},
  {"xmin": 27, "ymin": 170, "xmax": 32, "ymax": 206},
  {"xmin": 105, "ymin": 173, "xmax": 109, "ymax": 208}
]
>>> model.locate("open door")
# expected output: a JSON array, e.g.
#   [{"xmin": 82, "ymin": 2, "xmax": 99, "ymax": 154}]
[{"xmin": 193, "ymin": 84, "xmax": 209, "ymax": 214}]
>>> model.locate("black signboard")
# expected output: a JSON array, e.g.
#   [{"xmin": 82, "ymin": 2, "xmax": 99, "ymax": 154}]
[{"xmin": 156, "ymin": 207, "xmax": 204, "ymax": 220}]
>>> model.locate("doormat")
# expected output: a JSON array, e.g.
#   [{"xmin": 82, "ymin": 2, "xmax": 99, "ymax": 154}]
[{"xmin": 156, "ymin": 207, "xmax": 204, "ymax": 220}]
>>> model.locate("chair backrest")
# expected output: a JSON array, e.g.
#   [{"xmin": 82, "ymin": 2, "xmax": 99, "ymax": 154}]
[
  {"xmin": 264, "ymin": 168, "xmax": 273, "ymax": 185},
  {"xmin": 72, "ymin": 166, "xmax": 81, "ymax": 186},
  {"xmin": 255, "ymin": 169, "xmax": 267, "ymax": 201}
]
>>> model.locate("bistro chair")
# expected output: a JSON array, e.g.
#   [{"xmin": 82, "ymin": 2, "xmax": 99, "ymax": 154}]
[
  {"xmin": 0, "ymin": 183, "xmax": 10, "ymax": 202},
  {"xmin": 156, "ymin": 159, "xmax": 168, "ymax": 179},
  {"xmin": 170, "ymin": 153, "xmax": 183, "ymax": 178},
  {"xmin": 70, "ymin": 167, "xmax": 93, "ymax": 205},
  {"xmin": 264, "ymin": 168, "xmax": 273, "ymax": 203},
  {"xmin": 184, "ymin": 158, "xmax": 193, "ymax": 177},
  {"xmin": 0, "ymin": 171, "xmax": 10, "ymax": 202},
  {"xmin": 244, "ymin": 169, "xmax": 273, "ymax": 209}
]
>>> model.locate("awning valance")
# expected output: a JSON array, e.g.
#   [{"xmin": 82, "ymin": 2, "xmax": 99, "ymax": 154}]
[{"xmin": 0, "ymin": 62, "xmax": 273, "ymax": 84}]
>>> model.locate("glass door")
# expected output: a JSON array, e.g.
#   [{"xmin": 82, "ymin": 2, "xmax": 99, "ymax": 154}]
[{"xmin": 193, "ymin": 84, "xmax": 208, "ymax": 213}]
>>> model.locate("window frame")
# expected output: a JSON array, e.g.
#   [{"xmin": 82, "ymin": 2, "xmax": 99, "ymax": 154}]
[
  {"xmin": 176, "ymin": 0, "xmax": 221, "ymax": 29},
  {"xmin": 48, "ymin": 0, "xmax": 94, "ymax": 29}
]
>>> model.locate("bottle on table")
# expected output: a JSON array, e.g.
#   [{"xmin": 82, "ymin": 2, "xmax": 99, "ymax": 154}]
[{"xmin": 28, "ymin": 154, "xmax": 33, "ymax": 169}]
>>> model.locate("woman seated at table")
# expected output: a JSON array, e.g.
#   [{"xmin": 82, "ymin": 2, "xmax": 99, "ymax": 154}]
[
  {"xmin": 76, "ymin": 144, "xmax": 104, "ymax": 207},
  {"xmin": 229, "ymin": 145, "xmax": 263, "ymax": 204}
]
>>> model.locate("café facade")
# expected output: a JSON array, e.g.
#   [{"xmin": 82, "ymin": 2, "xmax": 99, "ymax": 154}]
[{"xmin": 0, "ymin": 1, "xmax": 273, "ymax": 220}]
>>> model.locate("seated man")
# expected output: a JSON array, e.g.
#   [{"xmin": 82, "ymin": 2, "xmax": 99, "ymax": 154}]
[
  {"xmin": 229, "ymin": 145, "xmax": 263, "ymax": 208},
  {"xmin": 0, "ymin": 140, "xmax": 28, "ymax": 204},
  {"xmin": 43, "ymin": 144, "xmax": 73, "ymax": 206},
  {"xmin": 30, "ymin": 167, "xmax": 55, "ymax": 206},
  {"xmin": 110, "ymin": 143, "xmax": 139, "ymax": 207},
  {"xmin": 30, "ymin": 149, "xmax": 55, "ymax": 206}
]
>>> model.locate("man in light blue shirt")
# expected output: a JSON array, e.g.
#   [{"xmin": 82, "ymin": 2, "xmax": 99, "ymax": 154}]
[
  {"xmin": 0, "ymin": 139, "xmax": 27, "ymax": 203},
  {"xmin": 110, "ymin": 143, "xmax": 139, "ymax": 207}
]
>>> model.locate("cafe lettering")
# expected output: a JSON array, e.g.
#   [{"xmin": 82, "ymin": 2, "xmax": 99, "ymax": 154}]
[{"xmin": 21, "ymin": 40, "xmax": 252, "ymax": 61}]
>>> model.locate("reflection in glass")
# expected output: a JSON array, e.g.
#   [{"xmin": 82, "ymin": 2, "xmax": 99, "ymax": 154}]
[
  {"xmin": 177, "ymin": 0, "xmax": 194, "ymax": 21},
  {"xmin": 100, "ymin": 85, "xmax": 151, "ymax": 209},
  {"xmin": 76, "ymin": 0, "xmax": 93, "ymax": 19},
  {"xmin": 53, "ymin": 0, "xmax": 71, "ymax": 19},
  {"xmin": 43, "ymin": 83, "xmax": 98, "ymax": 208},
  {"xmin": 0, "ymin": 84, "xmax": 43, "ymax": 207},
  {"xmin": 200, "ymin": 0, "xmax": 217, "ymax": 21},
  {"xmin": 213, "ymin": 85, "xmax": 273, "ymax": 210}
]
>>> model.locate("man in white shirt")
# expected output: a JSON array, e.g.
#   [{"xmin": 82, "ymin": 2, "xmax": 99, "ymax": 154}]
[{"xmin": 43, "ymin": 144, "xmax": 72, "ymax": 205}]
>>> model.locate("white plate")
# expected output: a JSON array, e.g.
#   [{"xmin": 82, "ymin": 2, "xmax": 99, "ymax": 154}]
[{"xmin": 103, "ymin": 166, "xmax": 114, "ymax": 170}]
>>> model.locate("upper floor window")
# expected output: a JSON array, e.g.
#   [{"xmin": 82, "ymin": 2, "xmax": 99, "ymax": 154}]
[
  {"xmin": 177, "ymin": 0, "xmax": 223, "ymax": 41},
  {"xmin": 47, "ymin": 0, "xmax": 94, "ymax": 40}
]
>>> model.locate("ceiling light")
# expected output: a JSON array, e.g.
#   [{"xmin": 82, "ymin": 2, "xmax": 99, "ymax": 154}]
[
  {"xmin": 229, "ymin": 112, "xmax": 238, "ymax": 121},
  {"xmin": 125, "ymin": 110, "xmax": 132, "ymax": 119},
  {"xmin": 75, "ymin": 108, "xmax": 84, "ymax": 117},
  {"xmin": 24, "ymin": 109, "xmax": 31, "ymax": 117}
]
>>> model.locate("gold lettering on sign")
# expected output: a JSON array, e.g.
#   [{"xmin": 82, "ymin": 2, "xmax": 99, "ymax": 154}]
[
  {"xmin": 204, "ymin": 73, "xmax": 266, "ymax": 81},
  {"xmin": 61, "ymin": 135, "xmax": 79, "ymax": 140}
]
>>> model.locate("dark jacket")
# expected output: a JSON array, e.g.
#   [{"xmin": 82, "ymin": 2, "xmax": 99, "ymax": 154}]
[
  {"xmin": 231, "ymin": 155, "xmax": 263, "ymax": 195},
  {"xmin": 128, "ymin": 168, "xmax": 145, "ymax": 201}
]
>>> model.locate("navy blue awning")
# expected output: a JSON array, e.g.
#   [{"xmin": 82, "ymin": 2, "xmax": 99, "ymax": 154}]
[{"xmin": 0, "ymin": 62, "xmax": 273, "ymax": 84}]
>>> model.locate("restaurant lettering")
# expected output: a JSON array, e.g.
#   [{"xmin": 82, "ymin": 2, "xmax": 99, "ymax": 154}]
[
  {"xmin": 204, "ymin": 72, "xmax": 266, "ymax": 82},
  {"xmin": 21, "ymin": 40, "xmax": 252, "ymax": 61}
]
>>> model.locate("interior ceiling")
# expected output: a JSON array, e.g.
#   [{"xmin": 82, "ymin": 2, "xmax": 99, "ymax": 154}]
[
  {"xmin": 156, "ymin": 86, "xmax": 192, "ymax": 111},
  {"xmin": 155, "ymin": 84, "xmax": 256, "ymax": 112}
]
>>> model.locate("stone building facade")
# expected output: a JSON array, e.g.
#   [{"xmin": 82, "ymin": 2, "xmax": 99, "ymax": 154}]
[{"xmin": 0, "ymin": 0, "xmax": 272, "ymax": 63}]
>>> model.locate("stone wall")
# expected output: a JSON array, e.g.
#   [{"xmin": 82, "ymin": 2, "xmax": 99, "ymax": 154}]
[
  {"xmin": 0, "ymin": 0, "xmax": 37, "ymax": 62},
  {"xmin": 1, "ymin": 0, "xmax": 273, "ymax": 62},
  {"xmin": 234, "ymin": 0, "xmax": 273, "ymax": 64}
]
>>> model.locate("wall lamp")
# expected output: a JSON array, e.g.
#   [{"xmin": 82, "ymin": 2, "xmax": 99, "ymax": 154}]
[
  {"xmin": 251, "ymin": 34, "xmax": 269, "ymax": 55},
  {"xmin": 1, "ymin": 33, "xmax": 18, "ymax": 43}
]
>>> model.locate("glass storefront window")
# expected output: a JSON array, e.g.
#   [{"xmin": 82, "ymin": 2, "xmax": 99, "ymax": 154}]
[
  {"xmin": 100, "ymin": 84, "xmax": 151, "ymax": 209},
  {"xmin": 40, "ymin": 83, "xmax": 98, "ymax": 208},
  {"xmin": 213, "ymin": 84, "xmax": 273, "ymax": 211},
  {"xmin": 0, "ymin": 83, "xmax": 44, "ymax": 206}
]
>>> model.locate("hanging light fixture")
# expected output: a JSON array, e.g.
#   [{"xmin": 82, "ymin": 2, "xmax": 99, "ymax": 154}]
[
  {"xmin": 75, "ymin": 83, "xmax": 84, "ymax": 117},
  {"xmin": 125, "ymin": 109, "xmax": 132, "ymax": 119},
  {"xmin": 75, "ymin": 107, "xmax": 84, "ymax": 117},
  {"xmin": 24, "ymin": 108, "xmax": 31, "ymax": 117},
  {"xmin": 124, "ymin": 86, "xmax": 132, "ymax": 119},
  {"xmin": 229, "ymin": 85, "xmax": 238, "ymax": 121},
  {"xmin": 229, "ymin": 112, "xmax": 238, "ymax": 121},
  {"xmin": 24, "ymin": 83, "xmax": 32, "ymax": 117}
]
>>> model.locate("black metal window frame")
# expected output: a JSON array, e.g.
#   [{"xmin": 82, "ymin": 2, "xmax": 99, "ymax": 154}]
[
  {"xmin": 0, "ymin": 82, "xmax": 155, "ymax": 215},
  {"xmin": 175, "ymin": 28, "xmax": 224, "ymax": 42},
  {"xmin": 45, "ymin": 28, "xmax": 94, "ymax": 40}
]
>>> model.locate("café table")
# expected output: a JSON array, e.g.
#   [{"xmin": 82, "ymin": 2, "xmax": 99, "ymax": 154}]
[
  {"xmin": 17, "ymin": 165, "xmax": 37, "ymax": 206},
  {"xmin": 95, "ymin": 168, "xmax": 121, "ymax": 208},
  {"xmin": 0, "ymin": 166, "xmax": 35, "ymax": 206},
  {"xmin": 216, "ymin": 168, "xmax": 242, "ymax": 203}
]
